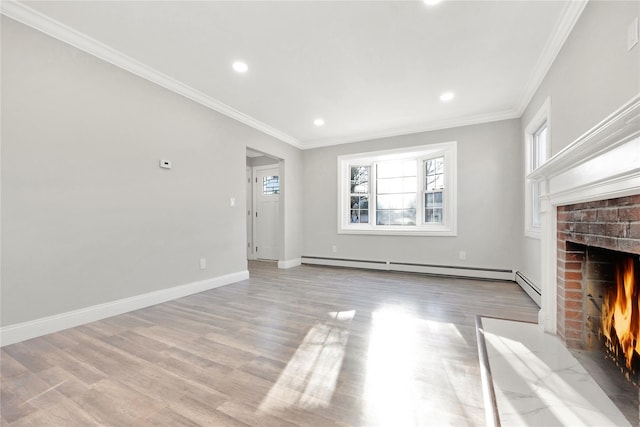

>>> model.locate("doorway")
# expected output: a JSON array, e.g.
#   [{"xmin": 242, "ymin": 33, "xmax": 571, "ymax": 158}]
[
  {"xmin": 246, "ymin": 149, "xmax": 281, "ymax": 262},
  {"xmin": 253, "ymin": 165, "xmax": 280, "ymax": 260}
]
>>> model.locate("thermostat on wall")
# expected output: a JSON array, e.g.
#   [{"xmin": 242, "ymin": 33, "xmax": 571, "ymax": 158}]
[{"xmin": 159, "ymin": 159, "xmax": 172, "ymax": 169}]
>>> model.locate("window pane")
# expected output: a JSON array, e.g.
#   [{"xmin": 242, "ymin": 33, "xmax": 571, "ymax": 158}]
[
  {"xmin": 350, "ymin": 166, "xmax": 369, "ymax": 193},
  {"xmin": 434, "ymin": 191, "xmax": 443, "ymax": 207},
  {"xmin": 403, "ymin": 210, "xmax": 416, "ymax": 225},
  {"xmin": 376, "ymin": 195, "xmax": 390, "ymax": 210},
  {"xmin": 377, "ymin": 161, "xmax": 403, "ymax": 178},
  {"xmin": 533, "ymin": 123, "xmax": 547, "ymax": 169},
  {"xmin": 376, "ymin": 160, "xmax": 417, "ymax": 227},
  {"xmin": 349, "ymin": 166, "xmax": 370, "ymax": 224},
  {"xmin": 425, "ymin": 191, "xmax": 443, "ymax": 209},
  {"xmin": 377, "ymin": 178, "xmax": 404, "ymax": 194},
  {"xmin": 263, "ymin": 176, "xmax": 279, "ymax": 195},
  {"xmin": 425, "ymin": 208, "xmax": 443, "ymax": 223},
  {"xmin": 403, "ymin": 177, "xmax": 417, "ymax": 192},
  {"xmin": 424, "ymin": 157, "xmax": 444, "ymax": 224},
  {"xmin": 376, "ymin": 211, "xmax": 390, "ymax": 225},
  {"xmin": 403, "ymin": 160, "xmax": 417, "ymax": 176}
]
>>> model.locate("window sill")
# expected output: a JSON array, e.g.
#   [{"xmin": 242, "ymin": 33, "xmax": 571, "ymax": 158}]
[
  {"xmin": 339, "ymin": 225, "xmax": 456, "ymax": 237},
  {"xmin": 525, "ymin": 228, "xmax": 542, "ymax": 239}
]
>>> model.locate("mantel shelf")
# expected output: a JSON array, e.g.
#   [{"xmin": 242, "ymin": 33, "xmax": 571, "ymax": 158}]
[{"xmin": 528, "ymin": 94, "xmax": 640, "ymax": 182}]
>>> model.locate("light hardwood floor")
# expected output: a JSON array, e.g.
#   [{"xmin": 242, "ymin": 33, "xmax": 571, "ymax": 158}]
[{"xmin": 1, "ymin": 261, "xmax": 539, "ymax": 426}]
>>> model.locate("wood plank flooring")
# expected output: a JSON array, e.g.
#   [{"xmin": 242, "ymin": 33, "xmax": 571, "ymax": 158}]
[{"xmin": 1, "ymin": 261, "xmax": 539, "ymax": 426}]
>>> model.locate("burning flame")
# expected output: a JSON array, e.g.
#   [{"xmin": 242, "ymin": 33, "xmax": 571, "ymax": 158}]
[{"xmin": 601, "ymin": 256, "xmax": 639, "ymax": 370}]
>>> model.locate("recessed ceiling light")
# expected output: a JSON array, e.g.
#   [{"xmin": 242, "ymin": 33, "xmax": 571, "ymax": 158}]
[
  {"xmin": 314, "ymin": 118, "xmax": 325, "ymax": 127},
  {"xmin": 440, "ymin": 92, "xmax": 455, "ymax": 102},
  {"xmin": 232, "ymin": 61, "xmax": 248, "ymax": 73},
  {"xmin": 423, "ymin": 0, "xmax": 443, "ymax": 5}
]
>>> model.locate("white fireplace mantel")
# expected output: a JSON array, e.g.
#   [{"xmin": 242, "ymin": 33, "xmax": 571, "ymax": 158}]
[{"xmin": 528, "ymin": 93, "xmax": 640, "ymax": 334}]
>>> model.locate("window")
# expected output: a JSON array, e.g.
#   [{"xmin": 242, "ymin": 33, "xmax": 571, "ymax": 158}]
[
  {"xmin": 375, "ymin": 160, "xmax": 416, "ymax": 226},
  {"xmin": 524, "ymin": 98, "xmax": 550, "ymax": 238},
  {"xmin": 350, "ymin": 166, "xmax": 369, "ymax": 223},
  {"xmin": 338, "ymin": 142, "xmax": 457, "ymax": 236},
  {"xmin": 263, "ymin": 176, "xmax": 279, "ymax": 195},
  {"xmin": 424, "ymin": 157, "xmax": 444, "ymax": 223}
]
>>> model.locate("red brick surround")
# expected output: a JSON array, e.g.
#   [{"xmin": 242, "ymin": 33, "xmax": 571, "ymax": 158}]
[{"xmin": 556, "ymin": 195, "xmax": 640, "ymax": 348}]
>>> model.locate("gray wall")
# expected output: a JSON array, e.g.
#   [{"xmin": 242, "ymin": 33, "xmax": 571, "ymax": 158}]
[
  {"xmin": 519, "ymin": 0, "xmax": 640, "ymax": 286},
  {"xmin": 301, "ymin": 119, "xmax": 522, "ymax": 270},
  {"xmin": 247, "ymin": 155, "xmax": 280, "ymax": 167},
  {"xmin": 1, "ymin": 17, "xmax": 302, "ymax": 326}
]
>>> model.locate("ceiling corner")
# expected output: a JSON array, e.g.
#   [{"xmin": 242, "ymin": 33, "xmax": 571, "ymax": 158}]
[{"xmin": 516, "ymin": 0, "xmax": 589, "ymax": 117}]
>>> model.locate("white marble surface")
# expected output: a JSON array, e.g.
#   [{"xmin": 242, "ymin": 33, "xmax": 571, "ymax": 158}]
[{"xmin": 481, "ymin": 318, "xmax": 632, "ymax": 427}]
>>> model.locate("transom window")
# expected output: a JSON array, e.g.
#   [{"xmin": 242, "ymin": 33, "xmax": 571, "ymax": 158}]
[{"xmin": 338, "ymin": 142, "xmax": 457, "ymax": 236}]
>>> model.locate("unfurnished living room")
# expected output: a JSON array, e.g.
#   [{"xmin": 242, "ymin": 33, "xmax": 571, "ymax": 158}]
[{"xmin": 1, "ymin": 1, "xmax": 639, "ymax": 426}]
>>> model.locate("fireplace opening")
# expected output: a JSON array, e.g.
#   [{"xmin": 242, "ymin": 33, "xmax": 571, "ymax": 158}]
[
  {"xmin": 600, "ymin": 253, "xmax": 639, "ymax": 385},
  {"xmin": 582, "ymin": 245, "xmax": 640, "ymax": 386}
]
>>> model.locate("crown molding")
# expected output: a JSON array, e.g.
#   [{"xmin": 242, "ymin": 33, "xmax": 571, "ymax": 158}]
[
  {"xmin": 0, "ymin": 1, "xmax": 303, "ymax": 149},
  {"xmin": 2, "ymin": 0, "xmax": 587, "ymax": 151},
  {"xmin": 300, "ymin": 108, "xmax": 521, "ymax": 149},
  {"xmin": 516, "ymin": 0, "xmax": 588, "ymax": 116}
]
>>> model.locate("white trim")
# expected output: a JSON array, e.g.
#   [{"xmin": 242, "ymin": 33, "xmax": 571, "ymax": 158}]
[
  {"xmin": 0, "ymin": 1, "xmax": 587, "ymax": 152},
  {"xmin": 253, "ymin": 165, "xmax": 281, "ymax": 261},
  {"xmin": 517, "ymin": 1, "xmax": 588, "ymax": 116},
  {"xmin": 524, "ymin": 98, "xmax": 551, "ymax": 239},
  {"xmin": 528, "ymin": 94, "xmax": 640, "ymax": 183},
  {"xmin": 0, "ymin": 270, "xmax": 249, "ymax": 347},
  {"xmin": 0, "ymin": 1, "xmax": 301, "ymax": 149},
  {"xmin": 528, "ymin": 93, "xmax": 640, "ymax": 335},
  {"xmin": 337, "ymin": 142, "xmax": 457, "ymax": 236},
  {"xmin": 302, "ymin": 109, "xmax": 518, "ymax": 149},
  {"xmin": 301, "ymin": 257, "xmax": 514, "ymax": 281},
  {"xmin": 278, "ymin": 258, "xmax": 302, "ymax": 269},
  {"xmin": 515, "ymin": 271, "xmax": 542, "ymax": 307}
]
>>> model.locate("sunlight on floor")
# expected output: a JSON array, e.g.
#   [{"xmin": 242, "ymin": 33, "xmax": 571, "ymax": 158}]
[
  {"xmin": 364, "ymin": 307, "xmax": 422, "ymax": 426},
  {"xmin": 258, "ymin": 310, "xmax": 354, "ymax": 412}
]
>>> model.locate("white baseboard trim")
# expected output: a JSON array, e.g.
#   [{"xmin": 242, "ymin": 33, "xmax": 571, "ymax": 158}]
[
  {"xmin": 301, "ymin": 256, "xmax": 514, "ymax": 281},
  {"xmin": 0, "ymin": 270, "xmax": 249, "ymax": 347},
  {"xmin": 515, "ymin": 271, "xmax": 542, "ymax": 307},
  {"xmin": 278, "ymin": 258, "xmax": 302, "ymax": 269}
]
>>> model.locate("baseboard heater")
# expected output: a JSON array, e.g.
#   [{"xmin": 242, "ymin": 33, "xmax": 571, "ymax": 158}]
[
  {"xmin": 515, "ymin": 271, "xmax": 541, "ymax": 307},
  {"xmin": 301, "ymin": 256, "xmax": 514, "ymax": 281}
]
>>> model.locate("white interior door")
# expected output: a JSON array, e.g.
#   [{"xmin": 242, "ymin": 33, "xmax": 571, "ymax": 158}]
[{"xmin": 254, "ymin": 166, "xmax": 279, "ymax": 260}]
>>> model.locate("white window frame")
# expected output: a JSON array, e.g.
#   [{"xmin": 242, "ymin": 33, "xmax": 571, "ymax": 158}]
[
  {"xmin": 337, "ymin": 141, "xmax": 457, "ymax": 236},
  {"xmin": 524, "ymin": 98, "xmax": 551, "ymax": 239}
]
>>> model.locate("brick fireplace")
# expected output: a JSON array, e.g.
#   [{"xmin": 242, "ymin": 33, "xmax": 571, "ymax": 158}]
[
  {"xmin": 527, "ymin": 93, "xmax": 640, "ymax": 353},
  {"xmin": 556, "ymin": 195, "xmax": 640, "ymax": 355}
]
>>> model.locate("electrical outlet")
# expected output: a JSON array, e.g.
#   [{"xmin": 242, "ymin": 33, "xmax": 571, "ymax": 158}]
[
  {"xmin": 200, "ymin": 258, "xmax": 207, "ymax": 269},
  {"xmin": 230, "ymin": 197, "xmax": 236, "ymax": 207},
  {"xmin": 332, "ymin": 245, "xmax": 337, "ymax": 253},
  {"xmin": 459, "ymin": 251, "xmax": 466, "ymax": 260}
]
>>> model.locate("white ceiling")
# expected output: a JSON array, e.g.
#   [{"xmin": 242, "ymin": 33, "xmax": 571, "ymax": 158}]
[{"xmin": 6, "ymin": 1, "xmax": 585, "ymax": 149}]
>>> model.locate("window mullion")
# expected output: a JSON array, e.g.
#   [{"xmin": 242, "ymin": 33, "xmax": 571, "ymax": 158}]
[
  {"xmin": 419, "ymin": 159, "xmax": 425, "ymax": 225},
  {"xmin": 370, "ymin": 162, "xmax": 377, "ymax": 227}
]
